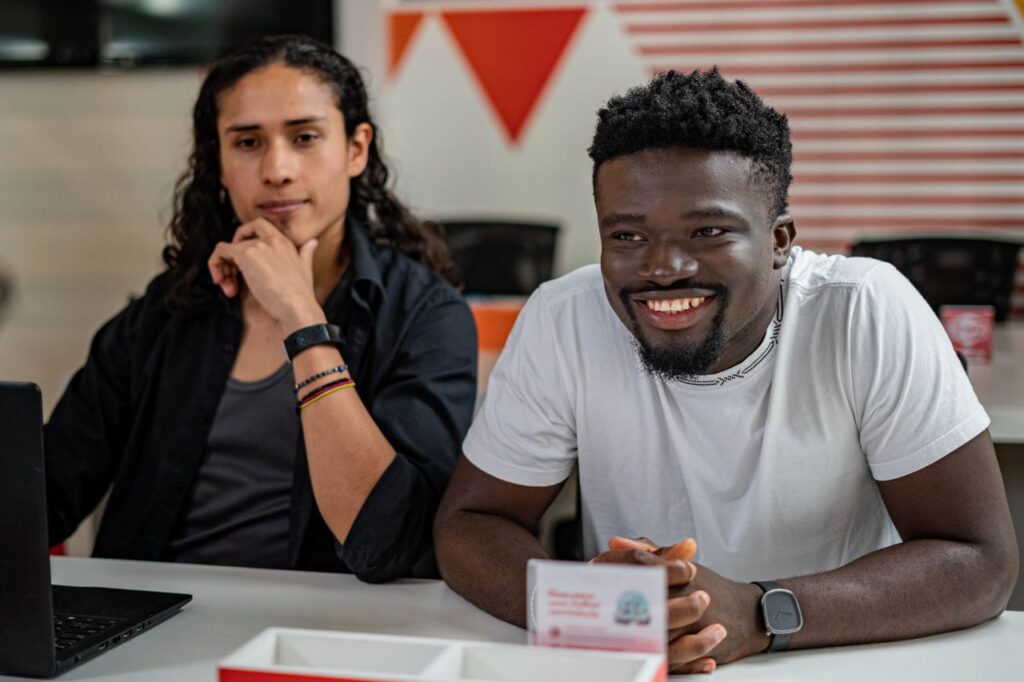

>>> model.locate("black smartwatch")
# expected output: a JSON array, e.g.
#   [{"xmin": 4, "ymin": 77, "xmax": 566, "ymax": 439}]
[
  {"xmin": 284, "ymin": 323, "xmax": 343, "ymax": 361},
  {"xmin": 754, "ymin": 581, "xmax": 803, "ymax": 652}
]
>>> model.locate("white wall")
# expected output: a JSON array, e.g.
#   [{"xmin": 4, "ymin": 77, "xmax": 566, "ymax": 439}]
[
  {"xmin": 379, "ymin": 3, "xmax": 645, "ymax": 276},
  {"xmin": 0, "ymin": 70, "xmax": 198, "ymax": 410}
]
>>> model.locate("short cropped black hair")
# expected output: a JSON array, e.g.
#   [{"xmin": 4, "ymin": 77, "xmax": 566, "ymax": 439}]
[{"xmin": 588, "ymin": 69, "xmax": 792, "ymax": 217}]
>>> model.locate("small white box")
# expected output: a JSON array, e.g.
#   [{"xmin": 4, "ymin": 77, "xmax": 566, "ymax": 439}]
[
  {"xmin": 528, "ymin": 560, "xmax": 667, "ymax": 654},
  {"xmin": 218, "ymin": 628, "xmax": 667, "ymax": 682}
]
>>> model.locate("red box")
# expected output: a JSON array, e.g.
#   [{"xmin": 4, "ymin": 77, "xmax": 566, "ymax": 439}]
[{"xmin": 940, "ymin": 305, "xmax": 995, "ymax": 364}]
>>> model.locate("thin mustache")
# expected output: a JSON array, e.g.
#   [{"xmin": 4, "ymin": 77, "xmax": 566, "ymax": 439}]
[{"xmin": 621, "ymin": 282, "xmax": 727, "ymax": 296}]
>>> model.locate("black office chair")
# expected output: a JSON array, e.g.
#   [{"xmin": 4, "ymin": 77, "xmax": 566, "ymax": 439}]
[
  {"xmin": 850, "ymin": 237, "xmax": 1023, "ymax": 322},
  {"xmin": 438, "ymin": 220, "xmax": 559, "ymax": 297}
]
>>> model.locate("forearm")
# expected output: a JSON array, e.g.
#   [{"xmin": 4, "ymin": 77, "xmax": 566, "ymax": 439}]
[
  {"xmin": 781, "ymin": 537, "xmax": 1017, "ymax": 649},
  {"xmin": 435, "ymin": 509, "xmax": 550, "ymax": 627},
  {"xmin": 296, "ymin": 344, "xmax": 396, "ymax": 542},
  {"xmin": 780, "ymin": 435, "xmax": 1019, "ymax": 651}
]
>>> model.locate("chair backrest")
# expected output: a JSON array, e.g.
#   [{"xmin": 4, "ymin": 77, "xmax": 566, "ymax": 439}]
[
  {"xmin": 439, "ymin": 220, "xmax": 559, "ymax": 297},
  {"xmin": 850, "ymin": 237, "xmax": 1023, "ymax": 321}
]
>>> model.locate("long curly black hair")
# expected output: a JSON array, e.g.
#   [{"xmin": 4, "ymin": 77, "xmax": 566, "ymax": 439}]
[
  {"xmin": 588, "ymin": 68, "xmax": 792, "ymax": 217},
  {"xmin": 163, "ymin": 35, "xmax": 458, "ymax": 315}
]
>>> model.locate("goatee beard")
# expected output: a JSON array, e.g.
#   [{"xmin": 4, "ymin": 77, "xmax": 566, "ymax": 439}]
[{"xmin": 620, "ymin": 285, "xmax": 729, "ymax": 381}]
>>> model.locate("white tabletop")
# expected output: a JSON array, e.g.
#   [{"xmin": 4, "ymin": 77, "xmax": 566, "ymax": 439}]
[
  {"xmin": 969, "ymin": 322, "xmax": 1024, "ymax": 444},
  {"xmin": 2, "ymin": 557, "xmax": 1020, "ymax": 681}
]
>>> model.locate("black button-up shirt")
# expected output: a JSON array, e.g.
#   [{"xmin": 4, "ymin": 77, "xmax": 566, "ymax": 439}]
[{"xmin": 44, "ymin": 224, "xmax": 477, "ymax": 582}]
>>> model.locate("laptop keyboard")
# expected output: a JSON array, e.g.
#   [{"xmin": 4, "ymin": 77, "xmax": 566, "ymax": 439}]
[{"xmin": 54, "ymin": 614, "xmax": 122, "ymax": 652}]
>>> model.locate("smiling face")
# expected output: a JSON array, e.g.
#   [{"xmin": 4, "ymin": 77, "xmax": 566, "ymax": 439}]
[
  {"xmin": 597, "ymin": 147, "xmax": 794, "ymax": 379},
  {"xmin": 217, "ymin": 63, "xmax": 371, "ymax": 248}
]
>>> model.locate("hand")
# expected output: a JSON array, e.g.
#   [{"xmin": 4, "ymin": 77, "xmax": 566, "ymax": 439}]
[
  {"xmin": 207, "ymin": 218, "xmax": 325, "ymax": 333},
  {"xmin": 593, "ymin": 537, "xmax": 725, "ymax": 674},
  {"xmin": 614, "ymin": 537, "xmax": 770, "ymax": 669}
]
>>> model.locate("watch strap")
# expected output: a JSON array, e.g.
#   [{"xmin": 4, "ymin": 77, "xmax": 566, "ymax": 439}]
[
  {"xmin": 755, "ymin": 581, "xmax": 793, "ymax": 652},
  {"xmin": 284, "ymin": 323, "xmax": 343, "ymax": 361}
]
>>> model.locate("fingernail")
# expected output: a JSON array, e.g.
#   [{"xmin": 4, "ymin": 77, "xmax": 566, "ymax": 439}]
[
  {"xmin": 697, "ymin": 591, "xmax": 709, "ymax": 607},
  {"xmin": 702, "ymin": 660, "xmax": 716, "ymax": 674}
]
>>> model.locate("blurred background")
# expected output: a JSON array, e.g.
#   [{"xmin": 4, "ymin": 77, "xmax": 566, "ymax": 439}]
[{"xmin": 2, "ymin": 1, "xmax": 1023, "ymax": 583}]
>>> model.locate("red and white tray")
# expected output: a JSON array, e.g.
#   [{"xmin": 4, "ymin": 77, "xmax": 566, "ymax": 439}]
[{"xmin": 219, "ymin": 628, "xmax": 667, "ymax": 682}]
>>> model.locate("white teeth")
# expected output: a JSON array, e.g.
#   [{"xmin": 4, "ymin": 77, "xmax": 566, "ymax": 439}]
[{"xmin": 645, "ymin": 297, "xmax": 706, "ymax": 314}]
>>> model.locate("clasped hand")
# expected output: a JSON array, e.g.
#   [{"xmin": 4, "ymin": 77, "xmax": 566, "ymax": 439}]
[
  {"xmin": 591, "ymin": 536, "xmax": 769, "ymax": 674},
  {"xmin": 207, "ymin": 218, "xmax": 324, "ymax": 333}
]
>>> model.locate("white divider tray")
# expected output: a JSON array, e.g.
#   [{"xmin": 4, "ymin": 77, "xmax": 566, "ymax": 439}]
[{"xmin": 219, "ymin": 628, "xmax": 667, "ymax": 682}]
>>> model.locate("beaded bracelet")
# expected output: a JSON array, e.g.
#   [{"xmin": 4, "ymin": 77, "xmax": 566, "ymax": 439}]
[
  {"xmin": 297, "ymin": 377, "xmax": 356, "ymax": 411},
  {"xmin": 294, "ymin": 363, "xmax": 348, "ymax": 392}
]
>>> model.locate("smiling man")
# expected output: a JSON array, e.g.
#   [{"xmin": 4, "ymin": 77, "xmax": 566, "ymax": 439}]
[{"xmin": 434, "ymin": 70, "xmax": 1018, "ymax": 674}]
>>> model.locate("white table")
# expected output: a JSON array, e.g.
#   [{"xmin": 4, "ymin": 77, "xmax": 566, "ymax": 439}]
[
  {"xmin": 1, "ymin": 557, "xmax": 1020, "ymax": 681},
  {"xmin": 968, "ymin": 322, "xmax": 1024, "ymax": 445}
]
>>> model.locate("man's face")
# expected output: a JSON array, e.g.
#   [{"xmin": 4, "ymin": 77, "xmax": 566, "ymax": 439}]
[
  {"xmin": 596, "ymin": 147, "xmax": 793, "ymax": 380},
  {"xmin": 217, "ymin": 63, "xmax": 370, "ymax": 248}
]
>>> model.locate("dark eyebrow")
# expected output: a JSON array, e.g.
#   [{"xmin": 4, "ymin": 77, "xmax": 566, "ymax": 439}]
[
  {"xmin": 600, "ymin": 212, "xmax": 645, "ymax": 230},
  {"xmin": 601, "ymin": 206, "xmax": 751, "ymax": 230},
  {"xmin": 684, "ymin": 207, "xmax": 750, "ymax": 226},
  {"xmin": 284, "ymin": 116, "xmax": 327, "ymax": 127},
  {"xmin": 224, "ymin": 116, "xmax": 327, "ymax": 133}
]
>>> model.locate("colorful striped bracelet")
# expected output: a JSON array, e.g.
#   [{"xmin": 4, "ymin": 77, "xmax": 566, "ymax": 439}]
[{"xmin": 297, "ymin": 377, "xmax": 356, "ymax": 410}]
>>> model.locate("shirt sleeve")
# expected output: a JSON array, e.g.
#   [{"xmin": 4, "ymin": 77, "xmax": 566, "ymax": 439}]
[
  {"xmin": 337, "ymin": 286, "xmax": 478, "ymax": 582},
  {"xmin": 44, "ymin": 298, "xmax": 141, "ymax": 546},
  {"xmin": 851, "ymin": 262, "xmax": 990, "ymax": 481},
  {"xmin": 462, "ymin": 284, "xmax": 579, "ymax": 487}
]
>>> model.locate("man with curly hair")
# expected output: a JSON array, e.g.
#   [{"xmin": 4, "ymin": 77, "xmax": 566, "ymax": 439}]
[{"xmin": 435, "ymin": 70, "xmax": 1018, "ymax": 673}]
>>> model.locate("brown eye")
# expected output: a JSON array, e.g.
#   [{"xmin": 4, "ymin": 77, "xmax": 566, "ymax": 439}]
[{"xmin": 695, "ymin": 227, "xmax": 726, "ymax": 237}]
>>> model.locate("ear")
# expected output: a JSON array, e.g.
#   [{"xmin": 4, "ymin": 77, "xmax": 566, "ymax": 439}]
[
  {"xmin": 346, "ymin": 122, "xmax": 373, "ymax": 178},
  {"xmin": 770, "ymin": 214, "xmax": 796, "ymax": 269}
]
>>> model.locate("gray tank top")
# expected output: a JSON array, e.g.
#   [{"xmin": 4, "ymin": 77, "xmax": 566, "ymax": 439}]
[{"xmin": 168, "ymin": 362, "xmax": 298, "ymax": 568}]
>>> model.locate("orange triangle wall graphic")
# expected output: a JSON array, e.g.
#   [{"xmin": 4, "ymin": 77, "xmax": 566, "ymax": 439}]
[
  {"xmin": 441, "ymin": 8, "xmax": 587, "ymax": 143},
  {"xmin": 388, "ymin": 11, "xmax": 425, "ymax": 78}
]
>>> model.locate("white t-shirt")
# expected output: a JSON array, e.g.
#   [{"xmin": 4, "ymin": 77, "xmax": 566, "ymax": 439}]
[{"xmin": 463, "ymin": 248, "xmax": 989, "ymax": 582}]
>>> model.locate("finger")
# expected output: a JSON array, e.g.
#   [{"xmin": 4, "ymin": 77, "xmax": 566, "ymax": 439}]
[
  {"xmin": 665, "ymin": 559, "xmax": 697, "ymax": 587},
  {"xmin": 590, "ymin": 548, "xmax": 661, "ymax": 566},
  {"xmin": 661, "ymin": 538, "xmax": 698, "ymax": 562},
  {"xmin": 608, "ymin": 536, "xmax": 659, "ymax": 552},
  {"xmin": 299, "ymin": 239, "xmax": 318, "ymax": 284},
  {"xmin": 208, "ymin": 243, "xmax": 239, "ymax": 297},
  {"xmin": 212, "ymin": 244, "xmax": 246, "ymax": 298},
  {"xmin": 591, "ymin": 550, "xmax": 697, "ymax": 589},
  {"xmin": 231, "ymin": 222, "xmax": 259, "ymax": 243},
  {"xmin": 667, "ymin": 590, "xmax": 710, "ymax": 630},
  {"xmin": 668, "ymin": 624, "xmax": 727, "ymax": 672},
  {"xmin": 232, "ymin": 217, "xmax": 281, "ymax": 243},
  {"xmin": 249, "ymin": 217, "xmax": 285, "ymax": 241},
  {"xmin": 670, "ymin": 657, "xmax": 717, "ymax": 675}
]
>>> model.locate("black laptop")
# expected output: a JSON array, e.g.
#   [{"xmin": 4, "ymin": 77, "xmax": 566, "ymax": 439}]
[{"xmin": 0, "ymin": 381, "xmax": 192, "ymax": 678}]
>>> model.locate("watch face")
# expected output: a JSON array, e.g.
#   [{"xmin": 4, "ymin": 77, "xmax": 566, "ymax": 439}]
[{"xmin": 763, "ymin": 589, "xmax": 802, "ymax": 635}]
